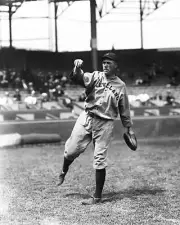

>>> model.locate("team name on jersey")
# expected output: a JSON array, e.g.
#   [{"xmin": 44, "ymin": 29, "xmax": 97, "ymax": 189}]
[{"xmin": 96, "ymin": 77, "xmax": 119, "ymax": 101}]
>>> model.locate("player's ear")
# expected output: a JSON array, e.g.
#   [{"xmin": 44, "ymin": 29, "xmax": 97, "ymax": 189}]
[{"xmin": 114, "ymin": 62, "xmax": 118, "ymax": 69}]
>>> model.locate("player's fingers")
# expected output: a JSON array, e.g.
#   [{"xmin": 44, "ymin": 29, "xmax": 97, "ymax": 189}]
[
  {"xmin": 77, "ymin": 60, "xmax": 83, "ymax": 67},
  {"xmin": 74, "ymin": 59, "xmax": 83, "ymax": 68},
  {"xmin": 74, "ymin": 59, "xmax": 80, "ymax": 67},
  {"xmin": 74, "ymin": 60, "xmax": 78, "ymax": 67}
]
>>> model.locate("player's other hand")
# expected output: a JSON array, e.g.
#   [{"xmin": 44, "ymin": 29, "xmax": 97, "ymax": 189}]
[
  {"xmin": 74, "ymin": 59, "xmax": 83, "ymax": 68},
  {"xmin": 125, "ymin": 127, "xmax": 134, "ymax": 135}
]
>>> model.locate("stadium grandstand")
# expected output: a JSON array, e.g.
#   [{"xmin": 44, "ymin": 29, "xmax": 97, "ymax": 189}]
[{"xmin": 0, "ymin": 0, "xmax": 179, "ymax": 119}]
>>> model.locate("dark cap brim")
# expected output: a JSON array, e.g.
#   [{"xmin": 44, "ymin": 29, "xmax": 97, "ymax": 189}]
[{"xmin": 102, "ymin": 52, "xmax": 118, "ymax": 62}]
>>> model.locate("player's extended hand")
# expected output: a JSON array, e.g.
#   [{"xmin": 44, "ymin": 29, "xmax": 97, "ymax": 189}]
[{"xmin": 74, "ymin": 59, "xmax": 83, "ymax": 68}]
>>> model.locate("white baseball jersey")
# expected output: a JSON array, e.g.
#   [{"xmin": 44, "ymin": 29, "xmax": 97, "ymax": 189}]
[{"xmin": 71, "ymin": 70, "xmax": 132, "ymax": 127}]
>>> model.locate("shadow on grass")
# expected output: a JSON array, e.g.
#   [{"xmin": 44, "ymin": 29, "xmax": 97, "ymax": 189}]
[
  {"xmin": 102, "ymin": 186, "xmax": 166, "ymax": 203},
  {"xmin": 64, "ymin": 193, "xmax": 90, "ymax": 200},
  {"xmin": 65, "ymin": 186, "xmax": 165, "ymax": 203}
]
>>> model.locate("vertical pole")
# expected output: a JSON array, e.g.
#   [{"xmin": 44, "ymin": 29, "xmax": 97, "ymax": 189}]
[
  {"xmin": 54, "ymin": 0, "xmax": 58, "ymax": 52},
  {"xmin": 0, "ymin": 16, "xmax": 2, "ymax": 48},
  {"xmin": 139, "ymin": 0, "xmax": 143, "ymax": 49},
  {"xmin": 90, "ymin": 0, "xmax": 98, "ymax": 71},
  {"xmin": 48, "ymin": 0, "xmax": 52, "ymax": 51},
  {"xmin": 9, "ymin": 3, "xmax": 13, "ymax": 48}
]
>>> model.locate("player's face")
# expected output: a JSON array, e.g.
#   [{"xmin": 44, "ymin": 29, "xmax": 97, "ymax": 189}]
[{"xmin": 102, "ymin": 59, "xmax": 117, "ymax": 76}]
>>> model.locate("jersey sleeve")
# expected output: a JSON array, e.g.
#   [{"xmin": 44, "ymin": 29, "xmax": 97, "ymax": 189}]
[
  {"xmin": 118, "ymin": 84, "xmax": 133, "ymax": 128},
  {"xmin": 68, "ymin": 69, "xmax": 85, "ymax": 87},
  {"xmin": 69, "ymin": 70, "xmax": 95, "ymax": 88}
]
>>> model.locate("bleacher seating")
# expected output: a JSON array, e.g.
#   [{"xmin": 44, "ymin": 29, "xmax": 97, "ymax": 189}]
[
  {"xmin": 65, "ymin": 85, "xmax": 180, "ymax": 102},
  {"xmin": 0, "ymin": 83, "xmax": 180, "ymax": 120}
]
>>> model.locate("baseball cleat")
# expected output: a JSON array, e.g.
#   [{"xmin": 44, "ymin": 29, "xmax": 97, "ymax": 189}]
[
  {"xmin": 81, "ymin": 195, "xmax": 102, "ymax": 205},
  {"xmin": 57, "ymin": 172, "xmax": 66, "ymax": 186}
]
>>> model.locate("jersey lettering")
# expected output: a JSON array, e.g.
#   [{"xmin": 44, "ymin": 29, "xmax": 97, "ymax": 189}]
[{"xmin": 95, "ymin": 77, "xmax": 119, "ymax": 101}]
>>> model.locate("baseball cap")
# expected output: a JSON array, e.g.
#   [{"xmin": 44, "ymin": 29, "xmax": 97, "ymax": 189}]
[{"xmin": 102, "ymin": 52, "xmax": 118, "ymax": 62}]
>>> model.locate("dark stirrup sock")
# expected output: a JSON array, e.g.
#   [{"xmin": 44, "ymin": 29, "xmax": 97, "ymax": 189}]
[
  {"xmin": 95, "ymin": 168, "xmax": 106, "ymax": 199},
  {"xmin": 61, "ymin": 157, "xmax": 74, "ymax": 174}
]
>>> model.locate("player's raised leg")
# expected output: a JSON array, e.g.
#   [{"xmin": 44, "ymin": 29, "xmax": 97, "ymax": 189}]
[{"xmin": 58, "ymin": 112, "xmax": 92, "ymax": 186}]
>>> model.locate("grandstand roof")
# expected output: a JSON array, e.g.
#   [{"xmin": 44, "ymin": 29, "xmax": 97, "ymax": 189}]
[
  {"xmin": 0, "ymin": 0, "xmax": 174, "ymax": 54},
  {"xmin": 0, "ymin": 0, "xmax": 85, "ymax": 6},
  {"xmin": 0, "ymin": 0, "xmax": 172, "ymax": 24},
  {"xmin": 0, "ymin": 0, "xmax": 171, "ymax": 20}
]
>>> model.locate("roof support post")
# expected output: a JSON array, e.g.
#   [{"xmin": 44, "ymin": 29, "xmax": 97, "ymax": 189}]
[
  {"xmin": 90, "ymin": 0, "xmax": 98, "ymax": 71},
  {"xmin": 54, "ymin": 0, "xmax": 58, "ymax": 52},
  {"xmin": 8, "ymin": 3, "xmax": 13, "ymax": 48},
  {"xmin": 139, "ymin": 0, "xmax": 144, "ymax": 49}
]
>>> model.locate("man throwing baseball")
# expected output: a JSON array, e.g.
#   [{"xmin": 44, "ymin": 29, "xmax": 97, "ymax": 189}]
[{"xmin": 58, "ymin": 52, "xmax": 135, "ymax": 205}]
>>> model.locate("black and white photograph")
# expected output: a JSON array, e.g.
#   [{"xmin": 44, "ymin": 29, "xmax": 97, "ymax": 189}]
[{"xmin": 0, "ymin": 0, "xmax": 180, "ymax": 224}]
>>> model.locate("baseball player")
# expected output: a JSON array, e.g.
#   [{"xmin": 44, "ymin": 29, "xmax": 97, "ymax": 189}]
[{"xmin": 58, "ymin": 52, "xmax": 135, "ymax": 205}]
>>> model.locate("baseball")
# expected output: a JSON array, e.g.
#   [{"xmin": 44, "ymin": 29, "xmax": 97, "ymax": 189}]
[{"xmin": 74, "ymin": 59, "xmax": 83, "ymax": 68}]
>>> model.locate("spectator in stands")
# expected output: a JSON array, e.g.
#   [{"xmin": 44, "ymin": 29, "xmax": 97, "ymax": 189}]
[
  {"xmin": 0, "ymin": 70, "xmax": 4, "ymax": 81},
  {"xmin": 169, "ymin": 66, "xmax": 179, "ymax": 86},
  {"xmin": 0, "ymin": 92, "xmax": 13, "ymax": 106},
  {"xmin": 21, "ymin": 79, "xmax": 28, "ymax": 90},
  {"xmin": 38, "ymin": 93, "xmax": 48, "ymax": 109},
  {"xmin": 13, "ymin": 89, "xmax": 22, "ymax": 102},
  {"xmin": 149, "ymin": 93, "xmax": 166, "ymax": 107},
  {"xmin": 169, "ymin": 77, "xmax": 177, "ymax": 86},
  {"xmin": 128, "ymin": 94, "xmax": 141, "ymax": 107},
  {"xmin": 78, "ymin": 92, "xmax": 86, "ymax": 102},
  {"xmin": 41, "ymin": 82, "xmax": 49, "ymax": 95},
  {"xmin": 151, "ymin": 61, "xmax": 157, "ymax": 79},
  {"xmin": 144, "ymin": 62, "xmax": 157, "ymax": 86},
  {"xmin": 166, "ymin": 90, "xmax": 175, "ymax": 105},
  {"xmin": 24, "ymin": 90, "xmax": 37, "ymax": 109},
  {"xmin": 61, "ymin": 73, "xmax": 68, "ymax": 87},
  {"xmin": 8, "ymin": 68, "xmax": 16, "ymax": 88},
  {"xmin": 41, "ymin": 93, "xmax": 48, "ymax": 102},
  {"xmin": 34, "ymin": 71, "xmax": 43, "ymax": 92},
  {"xmin": 20, "ymin": 66, "xmax": 33, "ymax": 84},
  {"xmin": 62, "ymin": 97, "xmax": 73, "ymax": 110},
  {"xmin": 1, "ymin": 73, "xmax": 9, "ymax": 88},
  {"xmin": 13, "ymin": 73, "xmax": 22, "ymax": 89},
  {"xmin": 55, "ymin": 70, "xmax": 62, "ymax": 80},
  {"xmin": 54, "ymin": 84, "xmax": 64, "ymax": 101},
  {"xmin": 48, "ymin": 81, "xmax": 56, "ymax": 101},
  {"xmin": 54, "ymin": 79, "xmax": 60, "ymax": 86},
  {"xmin": 136, "ymin": 93, "xmax": 150, "ymax": 106},
  {"xmin": 135, "ymin": 76, "xmax": 143, "ymax": 86},
  {"xmin": 48, "ymin": 73, "xmax": 54, "ymax": 83},
  {"xmin": 27, "ymin": 82, "xmax": 35, "ymax": 94}
]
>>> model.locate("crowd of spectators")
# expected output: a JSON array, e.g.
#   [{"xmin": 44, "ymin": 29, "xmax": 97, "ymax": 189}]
[
  {"xmin": 0, "ymin": 67, "xmax": 74, "ymax": 110},
  {"xmin": 0, "ymin": 63, "xmax": 179, "ymax": 111},
  {"xmin": 134, "ymin": 63, "xmax": 180, "ymax": 87},
  {"xmin": 128, "ymin": 88, "xmax": 179, "ymax": 108},
  {"xmin": 0, "ymin": 67, "xmax": 70, "ymax": 94}
]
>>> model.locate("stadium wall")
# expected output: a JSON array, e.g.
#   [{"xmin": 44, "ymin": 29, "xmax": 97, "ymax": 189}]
[
  {"xmin": 0, "ymin": 106, "xmax": 179, "ymax": 122},
  {"xmin": 0, "ymin": 116, "xmax": 180, "ymax": 146}
]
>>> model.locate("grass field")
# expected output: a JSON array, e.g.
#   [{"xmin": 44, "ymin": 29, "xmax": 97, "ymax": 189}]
[{"xmin": 0, "ymin": 140, "xmax": 180, "ymax": 225}]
